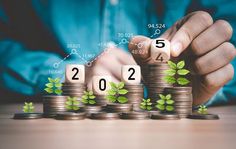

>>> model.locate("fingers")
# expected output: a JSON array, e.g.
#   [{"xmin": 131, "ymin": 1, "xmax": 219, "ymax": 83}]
[
  {"xmin": 191, "ymin": 20, "xmax": 233, "ymax": 56},
  {"xmin": 193, "ymin": 64, "xmax": 234, "ymax": 105},
  {"xmin": 170, "ymin": 11, "xmax": 213, "ymax": 57},
  {"xmin": 128, "ymin": 36, "xmax": 152, "ymax": 65},
  {"xmin": 191, "ymin": 42, "xmax": 236, "ymax": 75}
]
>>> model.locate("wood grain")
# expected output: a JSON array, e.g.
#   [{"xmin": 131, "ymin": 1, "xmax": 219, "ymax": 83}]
[{"xmin": 0, "ymin": 103, "xmax": 236, "ymax": 149}]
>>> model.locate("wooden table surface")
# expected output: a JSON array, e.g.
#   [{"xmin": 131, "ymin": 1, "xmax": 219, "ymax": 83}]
[{"xmin": 0, "ymin": 103, "xmax": 236, "ymax": 149}]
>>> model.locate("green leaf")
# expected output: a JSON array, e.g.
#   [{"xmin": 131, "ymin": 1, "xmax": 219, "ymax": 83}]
[
  {"xmin": 72, "ymin": 106, "xmax": 79, "ymax": 111},
  {"xmin": 118, "ymin": 89, "xmax": 128, "ymax": 95},
  {"xmin": 54, "ymin": 78, "xmax": 60, "ymax": 83},
  {"xmin": 146, "ymin": 98, "xmax": 151, "ymax": 102},
  {"xmin": 89, "ymin": 100, "xmax": 96, "ymax": 105},
  {"xmin": 177, "ymin": 69, "xmax": 190, "ymax": 75},
  {"xmin": 147, "ymin": 106, "xmax": 152, "ymax": 111},
  {"xmin": 177, "ymin": 61, "xmax": 185, "ymax": 69},
  {"xmin": 117, "ymin": 82, "xmax": 125, "ymax": 89},
  {"xmin": 159, "ymin": 94, "xmax": 166, "ymax": 100},
  {"xmin": 140, "ymin": 102, "xmax": 146, "ymax": 106},
  {"xmin": 156, "ymin": 104, "xmax": 165, "ymax": 111},
  {"xmin": 117, "ymin": 96, "xmax": 128, "ymax": 103},
  {"xmin": 81, "ymin": 99, "xmax": 88, "ymax": 104},
  {"xmin": 48, "ymin": 77, "xmax": 54, "ymax": 83},
  {"xmin": 44, "ymin": 88, "xmax": 53, "ymax": 94},
  {"xmin": 107, "ymin": 90, "xmax": 116, "ymax": 95},
  {"xmin": 82, "ymin": 95, "xmax": 88, "ymax": 99},
  {"xmin": 166, "ymin": 105, "xmax": 174, "ymax": 111},
  {"xmin": 166, "ymin": 94, "xmax": 171, "ymax": 100},
  {"xmin": 166, "ymin": 100, "xmax": 174, "ymax": 105},
  {"xmin": 110, "ymin": 82, "xmax": 117, "ymax": 89},
  {"xmin": 55, "ymin": 83, "xmax": 62, "ymax": 88},
  {"xmin": 55, "ymin": 89, "xmax": 62, "ymax": 95},
  {"xmin": 164, "ymin": 69, "xmax": 176, "ymax": 76},
  {"xmin": 163, "ymin": 76, "xmax": 176, "ymax": 84},
  {"xmin": 65, "ymin": 105, "xmax": 72, "ymax": 110},
  {"xmin": 73, "ymin": 101, "xmax": 80, "ymax": 106},
  {"xmin": 147, "ymin": 102, "xmax": 152, "ymax": 106},
  {"xmin": 177, "ymin": 77, "xmax": 190, "ymax": 85},
  {"xmin": 140, "ymin": 105, "xmax": 146, "ymax": 110},
  {"xmin": 89, "ymin": 95, "xmax": 96, "ymax": 99},
  {"xmin": 157, "ymin": 99, "xmax": 165, "ymax": 105},
  {"xmin": 88, "ymin": 91, "xmax": 93, "ymax": 95},
  {"xmin": 105, "ymin": 95, "xmax": 117, "ymax": 102},
  {"xmin": 45, "ymin": 83, "xmax": 53, "ymax": 88},
  {"xmin": 66, "ymin": 101, "xmax": 72, "ymax": 105},
  {"xmin": 167, "ymin": 61, "xmax": 177, "ymax": 69}
]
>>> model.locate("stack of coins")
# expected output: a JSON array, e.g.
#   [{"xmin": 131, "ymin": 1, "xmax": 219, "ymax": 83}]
[
  {"xmin": 165, "ymin": 87, "xmax": 193, "ymax": 118},
  {"xmin": 13, "ymin": 113, "xmax": 43, "ymax": 120},
  {"xmin": 55, "ymin": 112, "xmax": 86, "ymax": 120},
  {"xmin": 95, "ymin": 95, "xmax": 108, "ymax": 106},
  {"xmin": 120, "ymin": 112, "xmax": 149, "ymax": 120},
  {"xmin": 125, "ymin": 84, "xmax": 144, "ymax": 111},
  {"xmin": 105, "ymin": 103, "xmax": 132, "ymax": 113},
  {"xmin": 43, "ymin": 95, "xmax": 68, "ymax": 117},
  {"xmin": 61, "ymin": 83, "xmax": 86, "ymax": 99},
  {"xmin": 142, "ymin": 63, "xmax": 172, "ymax": 103},
  {"xmin": 83, "ymin": 105, "xmax": 103, "ymax": 116},
  {"xmin": 90, "ymin": 112, "xmax": 120, "ymax": 120}
]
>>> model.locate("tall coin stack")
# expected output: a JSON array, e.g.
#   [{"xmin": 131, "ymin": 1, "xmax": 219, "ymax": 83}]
[
  {"xmin": 61, "ymin": 83, "xmax": 86, "ymax": 103},
  {"xmin": 125, "ymin": 84, "xmax": 144, "ymax": 111},
  {"xmin": 43, "ymin": 95, "xmax": 68, "ymax": 117},
  {"xmin": 142, "ymin": 63, "xmax": 172, "ymax": 104},
  {"xmin": 165, "ymin": 87, "xmax": 193, "ymax": 118}
]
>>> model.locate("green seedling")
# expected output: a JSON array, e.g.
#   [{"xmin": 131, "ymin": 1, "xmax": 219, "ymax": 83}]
[
  {"xmin": 65, "ymin": 97, "xmax": 80, "ymax": 111},
  {"xmin": 198, "ymin": 105, "xmax": 208, "ymax": 114},
  {"xmin": 156, "ymin": 94, "xmax": 174, "ymax": 112},
  {"xmin": 105, "ymin": 82, "xmax": 129, "ymax": 104},
  {"xmin": 44, "ymin": 77, "xmax": 62, "ymax": 95},
  {"xmin": 140, "ymin": 98, "xmax": 153, "ymax": 111},
  {"xmin": 164, "ymin": 60, "xmax": 190, "ymax": 86},
  {"xmin": 23, "ymin": 102, "xmax": 34, "ymax": 113},
  {"xmin": 81, "ymin": 90, "xmax": 96, "ymax": 105}
]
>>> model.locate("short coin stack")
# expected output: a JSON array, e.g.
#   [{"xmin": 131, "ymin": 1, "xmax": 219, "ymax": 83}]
[
  {"xmin": 61, "ymin": 83, "xmax": 86, "ymax": 99},
  {"xmin": 165, "ymin": 87, "xmax": 192, "ymax": 118},
  {"xmin": 43, "ymin": 95, "xmax": 68, "ymax": 117},
  {"xmin": 124, "ymin": 84, "xmax": 144, "ymax": 111},
  {"xmin": 142, "ymin": 63, "xmax": 172, "ymax": 104},
  {"xmin": 105, "ymin": 103, "xmax": 132, "ymax": 113}
]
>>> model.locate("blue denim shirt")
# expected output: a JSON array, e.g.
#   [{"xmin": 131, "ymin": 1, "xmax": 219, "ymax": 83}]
[{"xmin": 0, "ymin": 0, "xmax": 235, "ymax": 105}]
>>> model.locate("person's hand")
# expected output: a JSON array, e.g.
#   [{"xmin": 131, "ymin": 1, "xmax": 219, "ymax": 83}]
[
  {"xmin": 129, "ymin": 11, "xmax": 236, "ymax": 105},
  {"xmin": 86, "ymin": 47, "xmax": 136, "ymax": 90}
]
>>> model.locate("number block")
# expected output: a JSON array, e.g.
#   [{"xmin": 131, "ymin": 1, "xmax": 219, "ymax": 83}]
[
  {"xmin": 121, "ymin": 65, "xmax": 141, "ymax": 85},
  {"xmin": 150, "ymin": 38, "xmax": 170, "ymax": 63},
  {"xmin": 65, "ymin": 64, "xmax": 85, "ymax": 83},
  {"xmin": 92, "ymin": 76, "xmax": 112, "ymax": 95}
]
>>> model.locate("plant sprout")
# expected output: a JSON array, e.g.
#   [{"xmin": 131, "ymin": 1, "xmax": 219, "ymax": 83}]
[
  {"xmin": 44, "ymin": 77, "xmax": 62, "ymax": 95},
  {"xmin": 65, "ymin": 97, "xmax": 80, "ymax": 111},
  {"xmin": 81, "ymin": 90, "xmax": 96, "ymax": 105},
  {"xmin": 156, "ymin": 94, "xmax": 174, "ymax": 112},
  {"xmin": 140, "ymin": 98, "xmax": 153, "ymax": 111},
  {"xmin": 164, "ymin": 60, "xmax": 190, "ymax": 86},
  {"xmin": 105, "ymin": 82, "xmax": 129, "ymax": 104},
  {"xmin": 23, "ymin": 102, "xmax": 34, "ymax": 113},
  {"xmin": 198, "ymin": 105, "xmax": 208, "ymax": 114}
]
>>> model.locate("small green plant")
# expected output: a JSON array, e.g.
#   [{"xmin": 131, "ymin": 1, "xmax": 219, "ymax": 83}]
[
  {"xmin": 198, "ymin": 105, "xmax": 208, "ymax": 114},
  {"xmin": 156, "ymin": 94, "xmax": 174, "ymax": 112},
  {"xmin": 44, "ymin": 77, "xmax": 62, "ymax": 95},
  {"xmin": 81, "ymin": 90, "xmax": 96, "ymax": 105},
  {"xmin": 23, "ymin": 102, "xmax": 34, "ymax": 113},
  {"xmin": 164, "ymin": 60, "xmax": 190, "ymax": 86},
  {"xmin": 65, "ymin": 97, "xmax": 80, "ymax": 111},
  {"xmin": 140, "ymin": 98, "xmax": 153, "ymax": 111},
  {"xmin": 105, "ymin": 82, "xmax": 129, "ymax": 104}
]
